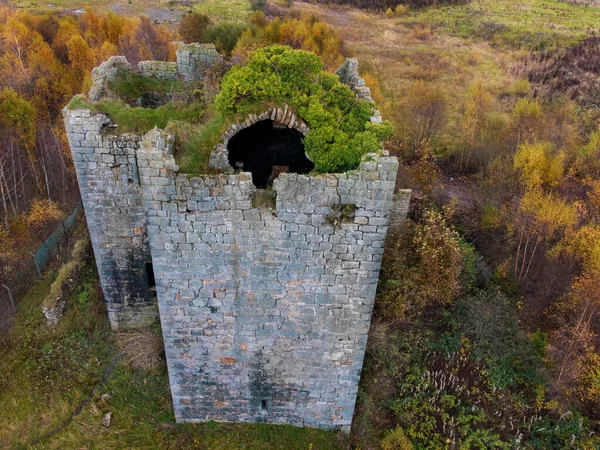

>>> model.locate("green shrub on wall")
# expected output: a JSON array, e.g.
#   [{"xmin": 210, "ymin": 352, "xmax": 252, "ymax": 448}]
[{"xmin": 214, "ymin": 45, "xmax": 392, "ymax": 173}]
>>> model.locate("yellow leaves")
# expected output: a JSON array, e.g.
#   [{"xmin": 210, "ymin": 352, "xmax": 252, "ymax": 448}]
[
  {"xmin": 514, "ymin": 142, "xmax": 564, "ymax": 190},
  {"xmin": 66, "ymin": 34, "xmax": 93, "ymax": 73},
  {"xmin": 24, "ymin": 199, "xmax": 64, "ymax": 236},
  {"xmin": 512, "ymin": 98, "xmax": 543, "ymax": 141},
  {"xmin": 362, "ymin": 72, "xmax": 383, "ymax": 105},
  {"xmin": 234, "ymin": 13, "xmax": 344, "ymax": 70},
  {"xmin": 575, "ymin": 129, "xmax": 600, "ymax": 179},
  {"xmin": 519, "ymin": 190, "xmax": 577, "ymax": 236},
  {"xmin": 562, "ymin": 224, "xmax": 600, "ymax": 273},
  {"xmin": 576, "ymin": 348, "xmax": 600, "ymax": 405},
  {"xmin": 0, "ymin": 88, "xmax": 37, "ymax": 153}
]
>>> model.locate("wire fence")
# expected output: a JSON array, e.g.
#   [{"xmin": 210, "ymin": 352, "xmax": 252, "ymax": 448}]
[{"xmin": 0, "ymin": 201, "xmax": 82, "ymax": 334}]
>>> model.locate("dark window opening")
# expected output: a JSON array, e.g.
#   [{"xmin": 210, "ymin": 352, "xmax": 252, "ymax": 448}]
[
  {"xmin": 261, "ymin": 399, "xmax": 268, "ymax": 412},
  {"xmin": 227, "ymin": 120, "xmax": 314, "ymax": 188},
  {"xmin": 145, "ymin": 262, "xmax": 156, "ymax": 291}
]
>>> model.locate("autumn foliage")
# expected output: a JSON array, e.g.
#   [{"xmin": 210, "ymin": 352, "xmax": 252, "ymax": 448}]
[{"xmin": 0, "ymin": 8, "xmax": 174, "ymax": 285}]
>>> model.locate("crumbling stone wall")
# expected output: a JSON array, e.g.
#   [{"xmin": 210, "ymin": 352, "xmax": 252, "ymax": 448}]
[
  {"xmin": 134, "ymin": 128, "xmax": 397, "ymax": 430},
  {"xmin": 137, "ymin": 60, "xmax": 179, "ymax": 80},
  {"xmin": 335, "ymin": 58, "xmax": 383, "ymax": 124},
  {"xmin": 62, "ymin": 108, "xmax": 158, "ymax": 329},
  {"xmin": 89, "ymin": 56, "xmax": 132, "ymax": 101},
  {"xmin": 176, "ymin": 42, "xmax": 223, "ymax": 81},
  {"xmin": 88, "ymin": 43, "xmax": 222, "ymax": 102}
]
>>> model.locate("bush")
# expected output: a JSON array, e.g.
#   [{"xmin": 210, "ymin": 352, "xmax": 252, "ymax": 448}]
[
  {"xmin": 379, "ymin": 208, "xmax": 463, "ymax": 320},
  {"xmin": 203, "ymin": 22, "xmax": 248, "ymax": 55},
  {"xmin": 396, "ymin": 80, "xmax": 446, "ymax": 157},
  {"xmin": 178, "ymin": 12, "xmax": 212, "ymax": 44},
  {"xmin": 511, "ymin": 78, "xmax": 530, "ymax": 96},
  {"xmin": 234, "ymin": 13, "xmax": 346, "ymax": 70},
  {"xmin": 215, "ymin": 45, "xmax": 392, "ymax": 173},
  {"xmin": 395, "ymin": 5, "xmax": 409, "ymax": 15},
  {"xmin": 381, "ymin": 427, "xmax": 413, "ymax": 450}
]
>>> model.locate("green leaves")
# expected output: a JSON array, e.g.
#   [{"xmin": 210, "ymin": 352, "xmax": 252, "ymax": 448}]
[{"xmin": 215, "ymin": 45, "xmax": 389, "ymax": 173}]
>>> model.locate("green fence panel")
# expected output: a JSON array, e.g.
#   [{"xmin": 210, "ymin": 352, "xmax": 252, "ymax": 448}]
[{"xmin": 34, "ymin": 201, "xmax": 82, "ymax": 271}]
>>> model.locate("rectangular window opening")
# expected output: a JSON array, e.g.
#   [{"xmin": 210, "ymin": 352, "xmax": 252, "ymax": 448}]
[
  {"xmin": 145, "ymin": 262, "xmax": 156, "ymax": 291},
  {"xmin": 261, "ymin": 399, "xmax": 268, "ymax": 412}
]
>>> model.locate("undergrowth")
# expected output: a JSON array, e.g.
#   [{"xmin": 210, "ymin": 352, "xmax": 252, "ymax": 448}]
[
  {"xmin": 352, "ymin": 209, "xmax": 600, "ymax": 449},
  {"xmin": 0, "ymin": 243, "xmax": 113, "ymax": 449}
]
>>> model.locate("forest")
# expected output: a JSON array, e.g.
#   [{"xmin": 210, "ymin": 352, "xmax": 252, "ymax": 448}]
[{"xmin": 1, "ymin": 0, "xmax": 600, "ymax": 448}]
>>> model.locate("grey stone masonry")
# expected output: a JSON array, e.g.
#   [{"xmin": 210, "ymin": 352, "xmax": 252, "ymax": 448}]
[
  {"xmin": 65, "ymin": 50, "xmax": 409, "ymax": 432},
  {"xmin": 89, "ymin": 56, "xmax": 132, "ymax": 101},
  {"xmin": 176, "ymin": 42, "xmax": 223, "ymax": 82},
  {"xmin": 335, "ymin": 58, "xmax": 383, "ymax": 125},
  {"xmin": 390, "ymin": 190, "xmax": 412, "ymax": 226},
  {"xmin": 88, "ymin": 43, "xmax": 223, "ymax": 103},
  {"xmin": 136, "ymin": 127, "xmax": 398, "ymax": 431},
  {"xmin": 137, "ymin": 60, "xmax": 179, "ymax": 80},
  {"xmin": 62, "ymin": 107, "xmax": 158, "ymax": 329}
]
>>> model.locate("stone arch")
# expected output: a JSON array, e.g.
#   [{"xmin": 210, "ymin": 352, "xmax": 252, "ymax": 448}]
[
  {"xmin": 221, "ymin": 105, "xmax": 310, "ymax": 145},
  {"xmin": 209, "ymin": 106, "xmax": 314, "ymax": 187}
]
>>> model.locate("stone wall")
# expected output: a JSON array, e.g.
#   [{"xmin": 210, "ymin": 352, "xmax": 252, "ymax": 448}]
[
  {"xmin": 66, "ymin": 49, "xmax": 411, "ymax": 430},
  {"xmin": 176, "ymin": 42, "xmax": 223, "ymax": 82},
  {"xmin": 62, "ymin": 108, "xmax": 158, "ymax": 329},
  {"xmin": 88, "ymin": 43, "xmax": 222, "ymax": 102},
  {"xmin": 89, "ymin": 56, "xmax": 132, "ymax": 101},
  {"xmin": 335, "ymin": 58, "xmax": 383, "ymax": 124},
  {"xmin": 137, "ymin": 61, "xmax": 179, "ymax": 80},
  {"xmin": 135, "ymin": 128, "xmax": 397, "ymax": 430}
]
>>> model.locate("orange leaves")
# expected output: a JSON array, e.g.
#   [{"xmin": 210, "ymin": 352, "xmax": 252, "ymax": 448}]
[
  {"xmin": 380, "ymin": 208, "xmax": 463, "ymax": 320},
  {"xmin": 24, "ymin": 199, "xmax": 64, "ymax": 238},
  {"xmin": 234, "ymin": 13, "xmax": 345, "ymax": 70}
]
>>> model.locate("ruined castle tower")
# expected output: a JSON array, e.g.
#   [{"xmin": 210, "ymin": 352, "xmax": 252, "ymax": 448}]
[{"xmin": 63, "ymin": 45, "xmax": 410, "ymax": 432}]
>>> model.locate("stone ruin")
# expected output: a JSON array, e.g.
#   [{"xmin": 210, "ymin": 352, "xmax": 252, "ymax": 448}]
[{"xmin": 63, "ymin": 45, "xmax": 411, "ymax": 432}]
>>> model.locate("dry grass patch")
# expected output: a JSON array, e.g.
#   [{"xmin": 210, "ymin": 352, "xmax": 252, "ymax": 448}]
[{"xmin": 116, "ymin": 329, "xmax": 165, "ymax": 371}]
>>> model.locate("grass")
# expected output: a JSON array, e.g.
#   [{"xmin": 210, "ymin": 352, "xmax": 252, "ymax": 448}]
[
  {"xmin": 95, "ymin": 99, "xmax": 206, "ymax": 134},
  {"xmin": 44, "ymin": 363, "xmax": 345, "ymax": 449},
  {"xmin": 68, "ymin": 96, "xmax": 206, "ymax": 135},
  {"xmin": 107, "ymin": 71, "xmax": 179, "ymax": 104},
  {"xmin": 193, "ymin": 0, "xmax": 251, "ymax": 22},
  {"xmin": 294, "ymin": 2, "xmax": 517, "ymax": 147},
  {"xmin": 0, "ymin": 246, "xmax": 114, "ymax": 448},
  {"xmin": 171, "ymin": 112, "xmax": 226, "ymax": 174},
  {"xmin": 396, "ymin": 0, "xmax": 600, "ymax": 50}
]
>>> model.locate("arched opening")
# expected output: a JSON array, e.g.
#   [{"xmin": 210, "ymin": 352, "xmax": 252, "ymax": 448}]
[{"xmin": 227, "ymin": 120, "xmax": 314, "ymax": 188}]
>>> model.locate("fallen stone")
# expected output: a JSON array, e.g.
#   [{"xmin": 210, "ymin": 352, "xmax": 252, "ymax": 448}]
[{"xmin": 101, "ymin": 411, "xmax": 112, "ymax": 428}]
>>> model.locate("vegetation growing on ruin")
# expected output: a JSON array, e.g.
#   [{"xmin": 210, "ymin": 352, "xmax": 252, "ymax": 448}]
[
  {"xmin": 4, "ymin": 0, "xmax": 600, "ymax": 448},
  {"xmin": 215, "ymin": 45, "xmax": 392, "ymax": 173},
  {"xmin": 68, "ymin": 96, "xmax": 206, "ymax": 135},
  {"xmin": 168, "ymin": 114, "xmax": 226, "ymax": 174},
  {"xmin": 106, "ymin": 71, "xmax": 179, "ymax": 104}
]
